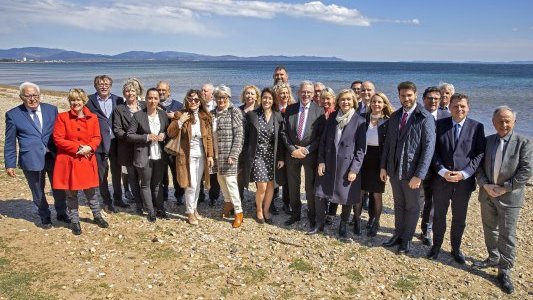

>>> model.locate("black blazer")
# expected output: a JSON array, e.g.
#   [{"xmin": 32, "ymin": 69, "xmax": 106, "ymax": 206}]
[
  {"xmin": 362, "ymin": 113, "xmax": 389, "ymax": 152},
  {"xmin": 86, "ymin": 93, "xmax": 124, "ymax": 153},
  {"xmin": 432, "ymin": 117, "xmax": 486, "ymax": 191},
  {"xmin": 112, "ymin": 101, "xmax": 147, "ymax": 167},
  {"xmin": 126, "ymin": 108, "xmax": 169, "ymax": 168},
  {"xmin": 243, "ymin": 108, "xmax": 285, "ymax": 184},
  {"xmin": 281, "ymin": 101, "xmax": 324, "ymax": 155}
]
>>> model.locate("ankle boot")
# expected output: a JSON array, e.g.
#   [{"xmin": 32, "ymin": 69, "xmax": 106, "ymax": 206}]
[
  {"xmin": 353, "ymin": 217, "xmax": 361, "ymax": 235},
  {"xmin": 222, "ymin": 202, "xmax": 233, "ymax": 218},
  {"xmin": 187, "ymin": 213, "xmax": 199, "ymax": 225},
  {"xmin": 71, "ymin": 222, "xmax": 82, "ymax": 235},
  {"xmin": 232, "ymin": 212, "xmax": 244, "ymax": 228},
  {"xmin": 194, "ymin": 210, "xmax": 203, "ymax": 220},
  {"xmin": 338, "ymin": 221, "xmax": 348, "ymax": 238},
  {"xmin": 367, "ymin": 219, "xmax": 380, "ymax": 237}
]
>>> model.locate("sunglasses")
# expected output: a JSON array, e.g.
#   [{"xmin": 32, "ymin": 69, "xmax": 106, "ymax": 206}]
[{"xmin": 187, "ymin": 98, "xmax": 200, "ymax": 103}]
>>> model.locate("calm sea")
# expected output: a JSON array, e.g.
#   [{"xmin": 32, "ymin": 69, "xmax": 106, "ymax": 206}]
[{"xmin": 1, "ymin": 61, "xmax": 532, "ymax": 136}]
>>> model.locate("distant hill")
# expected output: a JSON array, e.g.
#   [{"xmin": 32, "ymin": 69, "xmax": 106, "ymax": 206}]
[{"xmin": 0, "ymin": 47, "xmax": 345, "ymax": 62}]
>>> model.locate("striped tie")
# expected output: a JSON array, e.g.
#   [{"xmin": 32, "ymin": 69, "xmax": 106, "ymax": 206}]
[{"xmin": 297, "ymin": 106, "xmax": 307, "ymax": 141}]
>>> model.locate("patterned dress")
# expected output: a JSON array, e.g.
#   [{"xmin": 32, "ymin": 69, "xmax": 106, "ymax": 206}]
[{"xmin": 251, "ymin": 111, "xmax": 275, "ymax": 182}]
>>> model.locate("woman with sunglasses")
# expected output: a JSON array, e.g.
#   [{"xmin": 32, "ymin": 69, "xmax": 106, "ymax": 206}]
[{"xmin": 167, "ymin": 89, "xmax": 214, "ymax": 225}]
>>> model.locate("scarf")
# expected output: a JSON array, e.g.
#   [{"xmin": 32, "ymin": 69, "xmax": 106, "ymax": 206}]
[
  {"xmin": 324, "ymin": 107, "xmax": 336, "ymax": 120},
  {"xmin": 335, "ymin": 108, "xmax": 355, "ymax": 129}
]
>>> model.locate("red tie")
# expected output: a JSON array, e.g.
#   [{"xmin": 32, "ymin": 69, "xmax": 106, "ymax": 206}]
[
  {"xmin": 399, "ymin": 112, "xmax": 408, "ymax": 132},
  {"xmin": 297, "ymin": 106, "xmax": 307, "ymax": 141}
]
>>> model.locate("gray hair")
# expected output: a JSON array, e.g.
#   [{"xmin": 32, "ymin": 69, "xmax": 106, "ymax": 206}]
[
  {"xmin": 321, "ymin": 87, "xmax": 336, "ymax": 99},
  {"xmin": 314, "ymin": 82, "xmax": 325, "ymax": 89},
  {"xmin": 493, "ymin": 105, "xmax": 517, "ymax": 119},
  {"xmin": 213, "ymin": 84, "xmax": 232, "ymax": 99},
  {"xmin": 123, "ymin": 78, "xmax": 144, "ymax": 96},
  {"xmin": 19, "ymin": 82, "xmax": 40, "ymax": 97},
  {"xmin": 202, "ymin": 83, "xmax": 214, "ymax": 92},
  {"xmin": 299, "ymin": 80, "xmax": 314, "ymax": 90},
  {"xmin": 438, "ymin": 82, "xmax": 455, "ymax": 94}
]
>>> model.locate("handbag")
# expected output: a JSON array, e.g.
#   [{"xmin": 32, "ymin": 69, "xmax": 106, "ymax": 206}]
[{"xmin": 164, "ymin": 127, "xmax": 181, "ymax": 157}]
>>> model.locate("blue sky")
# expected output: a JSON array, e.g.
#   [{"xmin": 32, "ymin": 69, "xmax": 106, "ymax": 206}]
[{"xmin": 0, "ymin": 0, "xmax": 532, "ymax": 62}]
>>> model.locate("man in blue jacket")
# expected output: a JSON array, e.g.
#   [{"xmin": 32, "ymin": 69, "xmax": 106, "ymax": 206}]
[
  {"xmin": 4, "ymin": 82, "xmax": 69, "ymax": 228},
  {"xmin": 380, "ymin": 81, "xmax": 436, "ymax": 254}
]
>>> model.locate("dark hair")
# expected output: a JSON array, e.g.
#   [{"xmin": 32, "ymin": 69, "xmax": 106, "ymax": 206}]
[
  {"xmin": 184, "ymin": 89, "xmax": 210, "ymax": 115},
  {"xmin": 397, "ymin": 81, "xmax": 417, "ymax": 93},
  {"xmin": 145, "ymin": 87, "xmax": 159, "ymax": 97},
  {"xmin": 93, "ymin": 75, "xmax": 113, "ymax": 88},
  {"xmin": 450, "ymin": 93, "xmax": 469, "ymax": 105},
  {"xmin": 261, "ymin": 87, "xmax": 279, "ymax": 112},
  {"xmin": 274, "ymin": 65, "xmax": 287, "ymax": 73},
  {"xmin": 423, "ymin": 86, "xmax": 440, "ymax": 98},
  {"xmin": 351, "ymin": 80, "xmax": 363, "ymax": 87}
]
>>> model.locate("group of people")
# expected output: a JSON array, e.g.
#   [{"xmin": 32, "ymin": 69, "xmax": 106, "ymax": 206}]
[{"xmin": 4, "ymin": 66, "xmax": 531, "ymax": 294}]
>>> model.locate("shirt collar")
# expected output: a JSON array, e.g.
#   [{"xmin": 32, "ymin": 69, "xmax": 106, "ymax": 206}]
[
  {"xmin": 300, "ymin": 102, "xmax": 311, "ymax": 109},
  {"xmin": 498, "ymin": 131, "xmax": 513, "ymax": 142},
  {"xmin": 452, "ymin": 117, "xmax": 467, "ymax": 127},
  {"xmin": 403, "ymin": 102, "xmax": 417, "ymax": 115},
  {"xmin": 28, "ymin": 104, "xmax": 41, "ymax": 113},
  {"xmin": 97, "ymin": 94, "xmax": 111, "ymax": 102}
]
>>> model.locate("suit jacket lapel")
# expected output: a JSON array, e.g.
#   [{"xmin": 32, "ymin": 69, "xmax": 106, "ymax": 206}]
[
  {"xmin": 454, "ymin": 118, "xmax": 469, "ymax": 152},
  {"xmin": 302, "ymin": 104, "xmax": 315, "ymax": 139},
  {"xmin": 499, "ymin": 133, "xmax": 517, "ymax": 179},
  {"xmin": 20, "ymin": 105, "xmax": 42, "ymax": 134}
]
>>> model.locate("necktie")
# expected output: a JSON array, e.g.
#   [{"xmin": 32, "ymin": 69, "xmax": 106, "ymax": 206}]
[
  {"xmin": 493, "ymin": 138, "xmax": 504, "ymax": 184},
  {"xmin": 31, "ymin": 110, "xmax": 42, "ymax": 133},
  {"xmin": 297, "ymin": 106, "xmax": 307, "ymax": 141},
  {"xmin": 399, "ymin": 112, "xmax": 408, "ymax": 132},
  {"xmin": 454, "ymin": 123, "xmax": 461, "ymax": 147}
]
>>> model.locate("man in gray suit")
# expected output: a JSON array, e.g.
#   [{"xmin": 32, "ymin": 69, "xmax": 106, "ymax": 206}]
[
  {"xmin": 474, "ymin": 106, "xmax": 532, "ymax": 294},
  {"xmin": 380, "ymin": 81, "xmax": 436, "ymax": 254}
]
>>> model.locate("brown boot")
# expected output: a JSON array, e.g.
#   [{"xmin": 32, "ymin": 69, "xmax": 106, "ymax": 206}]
[
  {"xmin": 232, "ymin": 212, "xmax": 243, "ymax": 228},
  {"xmin": 194, "ymin": 210, "xmax": 203, "ymax": 220},
  {"xmin": 187, "ymin": 213, "xmax": 198, "ymax": 226},
  {"xmin": 222, "ymin": 202, "xmax": 233, "ymax": 218}
]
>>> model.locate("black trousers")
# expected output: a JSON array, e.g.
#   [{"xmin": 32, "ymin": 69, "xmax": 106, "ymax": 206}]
[
  {"xmin": 162, "ymin": 155, "xmax": 184, "ymax": 200},
  {"xmin": 199, "ymin": 173, "xmax": 221, "ymax": 200},
  {"xmin": 420, "ymin": 177, "xmax": 434, "ymax": 236},
  {"xmin": 315, "ymin": 197, "xmax": 351, "ymax": 224},
  {"xmin": 432, "ymin": 178, "xmax": 472, "ymax": 251},
  {"xmin": 95, "ymin": 139, "xmax": 122, "ymax": 206},
  {"xmin": 286, "ymin": 153, "xmax": 317, "ymax": 221}
]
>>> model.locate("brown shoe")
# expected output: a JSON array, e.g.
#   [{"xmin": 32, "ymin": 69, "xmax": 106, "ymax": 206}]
[
  {"xmin": 194, "ymin": 210, "xmax": 203, "ymax": 220},
  {"xmin": 187, "ymin": 213, "xmax": 199, "ymax": 226},
  {"xmin": 232, "ymin": 212, "xmax": 243, "ymax": 228},
  {"xmin": 222, "ymin": 202, "xmax": 233, "ymax": 218}
]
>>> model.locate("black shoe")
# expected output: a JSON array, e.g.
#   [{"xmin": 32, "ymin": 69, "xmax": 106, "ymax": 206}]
[
  {"xmin": 56, "ymin": 214, "xmax": 71, "ymax": 224},
  {"xmin": 383, "ymin": 236, "xmax": 402, "ymax": 247},
  {"xmin": 473, "ymin": 258, "xmax": 498, "ymax": 269},
  {"xmin": 125, "ymin": 190, "xmax": 134, "ymax": 201},
  {"xmin": 270, "ymin": 204, "xmax": 279, "ymax": 215},
  {"xmin": 353, "ymin": 218, "xmax": 361, "ymax": 235},
  {"xmin": 156, "ymin": 211, "xmax": 170, "ymax": 220},
  {"xmin": 71, "ymin": 222, "xmax": 82, "ymax": 235},
  {"xmin": 284, "ymin": 215, "xmax": 301, "ymax": 226},
  {"xmin": 103, "ymin": 204, "xmax": 117, "ymax": 214},
  {"xmin": 426, "ymin": 246, "xmax": 440, "ymax": 260},
  {"xmin": 451, "ymin": 250, "xmax": 466, "ymax": 265},
  {"xmin": 398, "ymin": 241, "xmax": 411, "ymax": 254},
  {"xmin": 325, "ymin": 215, "xmax": 333, "ymax": 225},
  {"xmin": 256, "ymin": 217, "xmax": 265, "ymax": 224},
  {"xmin": 94, "ymin": 216, "xmax": 109, "ymax": 228},
  {"xmin": 135, "ymin": 206, "xmax": 144, "ymax": 216},
  {"xmin": 282, "ymin": 204, "xmax": 292, "ymax": 215},
  {"xmin": 367, "ymin": 220, "xmax": 380, "ymax": 237},
  {"xmin": 309, "ymin": 221, "xmax": 316, "ymax": 229},
  {"xmin": 338, "ymin": 221, "xmax": 348, "ymax": 238},
  {"xmin": 147, "ymin": 214, "xmax": 156, "ymax": 222},
  {"xmin": 422, "ymin": 236, "xmax": 433, "ymax": 246},
  {"xmin": 497, "ymin": 273, "xmax": 514, "ymax": 294},
  {"xmin": 307, "ymin": 224, "xmax": 324, "ymax": 235},
  {"xmin": 114, "ymin": 199, "xmax": 130, "ymax": 208},
  {"xmin": 366, "ymin": 217, "xmax": 375, "ymax": 229},
  {"xmin": 265, "ymin": 217, "xmax": 273, "ymax": 225}
]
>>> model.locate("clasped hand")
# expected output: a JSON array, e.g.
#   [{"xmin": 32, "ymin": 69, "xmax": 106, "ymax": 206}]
[
  {"xmin": 76, "ymin": 145, "xmax": 93, "ymax": 158},
  {"xmin": 484, "ymin": 184, "xmax": 507, "ymax": 198},
  {"xmin": 148, "ymin": 133, "xmax": 165, "ymax": 142},
  {"xmin": 291, "ymin": 146, "xmax": 307, "ymax": 159},
  {"xmin": 444, "ymin": 171, "xmax": 464, "ymax": 182}
]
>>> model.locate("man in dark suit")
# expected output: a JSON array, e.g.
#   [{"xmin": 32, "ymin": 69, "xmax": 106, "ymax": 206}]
[
  {"xmin": 86, "ymin": 75, "xmax": 126, "ymax": 213},
  {"xmin": 474, "ymin": 106, "xmax": 532, "ymax": 294},
  {"xmin": 281, "ymin": 80, "xmax": 324, "ymax": 227},
  {"xmin": 380, "ymin": 81, "xmax": 436, "ymax": 254},
  {"xmin": 427, "ymin": 93, "xmax": 485, "ymax": 264},
  {"xmin": 418, "ymin": 86, "xmax": 451, "ymax": 246},
  {"xmin": 4, "ymin": 82, "xmax": 69, "ymax": 227}
]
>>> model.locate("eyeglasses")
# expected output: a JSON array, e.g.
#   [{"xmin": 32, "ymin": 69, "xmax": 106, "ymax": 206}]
[
  {"xmin": 426, "ymin": 97, "xmax": 440, "ymax": 101},
  {"xmin": 187, "ymin": 97, "xmax": 200, "ymax": 103},
  {"xmin": 23, "ymin": 94, "xmax": 40, "ymax": 99}
]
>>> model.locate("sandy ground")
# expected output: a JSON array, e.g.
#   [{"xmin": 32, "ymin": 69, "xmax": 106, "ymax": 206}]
[{"xmin": 0, "ymin": 84, "xmax": 531, "ymax": 299}]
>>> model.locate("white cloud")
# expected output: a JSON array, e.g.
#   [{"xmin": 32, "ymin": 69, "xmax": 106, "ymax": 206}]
[{"xmin": 0, "ymin": 0, "xmax": 419, "ymax": 35}]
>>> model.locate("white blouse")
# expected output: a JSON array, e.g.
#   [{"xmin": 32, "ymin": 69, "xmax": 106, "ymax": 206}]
[{"xmin": 148, "ymin": 114, "xmax": 162, "ymax": 160}]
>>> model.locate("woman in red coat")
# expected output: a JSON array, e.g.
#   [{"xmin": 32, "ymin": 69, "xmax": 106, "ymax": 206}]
[{"xmin": 53, "ymin": 88, "xmax": 109, "ymax": 235}]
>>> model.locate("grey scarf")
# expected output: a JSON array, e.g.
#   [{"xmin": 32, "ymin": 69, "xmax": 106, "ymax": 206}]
[{"xmin": 335, "ymin": 108, "xmax": 355, "ymax": 129}]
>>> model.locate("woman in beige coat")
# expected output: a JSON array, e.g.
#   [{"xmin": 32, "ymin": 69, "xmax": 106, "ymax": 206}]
[{"xmin": 167, "ymin": 89, "xmax": 214, "ymax": 225}]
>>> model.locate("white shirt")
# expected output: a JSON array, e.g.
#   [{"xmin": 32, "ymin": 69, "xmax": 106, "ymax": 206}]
[
  {"xmin": 189, "ymin": 112, "xmax": 204, "ymax": 158},
  {"xmin": 297, "ymin": 102, "xmax": 311, "ymax": 140},
  {"xmin": 30, "ymin": 105, "xmax": 43, "ymax": 129},
  {"xmin": 398, "ymin": 103, "xmax": 417, "ymax": 129},
  {"xmin": 148, "ymin": 114, "xmax": 161, "ymax": 160},
  {"xmin": 437, "ymin": 117, "xmax": 472, "ymax": 180},
  {"xmin": 366, "ymin": 123, "xmax": 379, "ymax": 146}
]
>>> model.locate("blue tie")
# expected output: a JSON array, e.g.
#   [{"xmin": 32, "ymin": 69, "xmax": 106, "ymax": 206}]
[
  {"xmin": 454, "ymin": 123, "xmax": 461, "ymax": 146},
  {"xmin": 31, "ymin": 110, "xmax": 42, "ymax": 133}
]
